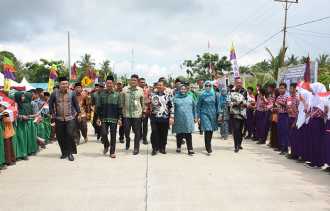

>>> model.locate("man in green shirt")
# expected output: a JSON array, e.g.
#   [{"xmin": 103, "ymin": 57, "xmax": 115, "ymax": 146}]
[
  {"xmin": 121, "ymin": 74, "xmax": 145, "ymax": 155},
  {"xmin": 96, "ymin": 75, "xmax": 122, "ymax": 158}
]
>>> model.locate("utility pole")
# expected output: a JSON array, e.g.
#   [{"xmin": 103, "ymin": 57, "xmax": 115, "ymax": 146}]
[
  {"xmin": 68, "ymin": 31, "xmax": 71, "ymax": 80},
  {"xmin": 274, "ymin": 0, "xmax": 298, "ymax": 64}
]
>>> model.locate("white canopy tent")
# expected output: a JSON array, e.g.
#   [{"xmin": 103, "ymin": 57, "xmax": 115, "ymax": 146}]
[{"xmin": 19, "ymin": 77, "xmax": 35, "ymax": 91}]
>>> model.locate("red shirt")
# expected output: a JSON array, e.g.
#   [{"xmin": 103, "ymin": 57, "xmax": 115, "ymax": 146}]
[
  {"xmin": 275, "ymin": 94, "xmax": 288, "ymax": 113},
  {"xmin": 310, "ymin": 107, "xmax": 324, "ymax": 118},
  {"xmin": 287, "ymin": 95, "xmax": 299, "ymax": 118}
]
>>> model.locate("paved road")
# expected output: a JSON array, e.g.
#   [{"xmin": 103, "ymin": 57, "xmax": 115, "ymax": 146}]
[{"xmin": 1, "ymin": 125, "xmax": 329, "ymax": 211}]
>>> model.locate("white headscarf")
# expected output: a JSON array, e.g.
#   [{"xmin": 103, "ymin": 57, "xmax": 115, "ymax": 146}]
[{"xmin": 310, "ymin": 82, "xmax": 326, "ymax": 112}]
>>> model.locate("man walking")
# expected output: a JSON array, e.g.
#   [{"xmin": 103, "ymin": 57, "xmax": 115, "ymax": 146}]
[
  {"xmin": 49, "ymin": 77, "xmax": 80, "ymax": 161},
  {"xmin": 121, "ymin": 74, "xmax": 145, "ymax": 155},
  {"xmin": 97, "ymin": 75, "xmax": 122, "ymax": 158}
]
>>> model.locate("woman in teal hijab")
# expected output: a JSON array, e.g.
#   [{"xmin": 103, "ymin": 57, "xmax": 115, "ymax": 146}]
[
  {"xmin": 173, "ymin": 84, "xmax": 197, "ymax": 155},
  {"xmin": 197, "ymin": 81, "xmax": 219, "ymax": 154}
]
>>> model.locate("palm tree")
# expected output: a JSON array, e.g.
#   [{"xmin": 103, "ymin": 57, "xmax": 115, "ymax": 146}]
[
  {"xmin": 286, "ymin": 54, "xmax": 299, "ymax": 66},
  {"xmin": 77, "ymin": 54, "xmax": 95, "ymax": 80},
  {"xmin": 317, "ymin": 54, "xmax": 329, "ymax": 67},
  {"xmin": 265, "ymin": 47, "xmax": 287, "ymax": 81}
]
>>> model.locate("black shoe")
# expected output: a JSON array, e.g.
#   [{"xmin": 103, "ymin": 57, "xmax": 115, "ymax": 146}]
[
  {"xmin": 60, "ymin": 154, "xmax": 67, "ymax": 159},
  {"xmin": 159, "ymin": 149, "xmax": 167, "ymax": 154},
  {"xmin": 176, "ymin": 148, "xmax": 181, "ymax": 153},
  {"xmin": 239, "ymin": 146, "xmax": 243, "ymax": 150},
  {"xmin": 143, "ymin": 140, "xmax": 148, "ymax": 145},
  {"xmin": 151, "ymin": 150, "xmax": 157, "ymax": 156},
  {"xmin": 125, "ymin": 144, "xmax": 130, "ymax": 150},
  {"xmin": 245, "ymin": 136, "xmax": 251, "ymax": 140},
  {"xmin": 119, "ymin": 139, "xmax": 125, "ymax": 143},
  {"xmin": 22, "ymin": 157, "xmax": 29, "ymax": 160},
  {"xmin": 234, "ymin": 148, "xmax": 239, "ymax": 153},
  {"xmin": 188, "ymin": 150, "xmax": 195, "ymax": 156},
  {"xmin": 68, "ymin": 154, "xmax": 74, "ymax": 161},
  {"xmin": 133, "ymin": 150, "xmax": 139, "ymax": 155},
  {"xmin": 257, "ymin": 141, "xmax": 265, "ymax": 145}
]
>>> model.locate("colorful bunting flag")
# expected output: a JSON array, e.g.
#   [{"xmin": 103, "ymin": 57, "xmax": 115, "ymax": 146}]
[
  {"xmin": 81, "ymin": 75, "xmax": 93, "ymax": 87},
  {"xmin": 3, "ymin": 56, "xmax": 16, "ymax": 81},
  {"xmin": 48, "ymin": 64, "xmax": 58, "ymax": 93}
]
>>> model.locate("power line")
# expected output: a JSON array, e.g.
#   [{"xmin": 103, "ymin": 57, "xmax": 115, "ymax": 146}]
[
  {"xmin": 289, "ymin": 28, "xmax": 330, "ymax": 37},
  {"xmin": 239, "ymin": 30, "xmax": 283, "ymax": 59},
  {"xmin": 288, "ymin": 30, "xmax": 330, "ymax": 39},
  {"xmin": 287, "ymin": 16, "xmax": 330, "ymax": 29}
]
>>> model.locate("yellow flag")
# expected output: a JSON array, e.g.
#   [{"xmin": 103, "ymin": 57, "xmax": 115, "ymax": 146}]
[
  {"xmin": 81, "ymin": 76, "xmax": 92, "ymax": 87},
  {"xmin": 4, "ymin": 79, "xmax": 11, "ymax": 92},
  {"xmin": 48, "ymin": 79, "xmax": 55, "ymax": 93}
]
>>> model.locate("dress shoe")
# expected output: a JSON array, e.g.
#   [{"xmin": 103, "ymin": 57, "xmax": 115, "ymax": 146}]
[
  {"xmin": 125, "ymin": 145, "xmax": 130, "ymax": 150},
  {"xmin": 176, "ymin": 148, "xmax": 181, "ymax": 153},
  {"xmin": 159, "ymin": 149, "xmax": 167, "ymax": 154},
  {"xmin": 133, "ymin": 150, "xmax": 139, "ymax": 155},
  {"xmin": 188, "ymin": 150, "xmax": 195, "ymax": 156},
  {"xmin": 234, "ymin": 148, "xmax": 239, "ymax": 153},
  {"xmin": 143, "ymin": 139, "xmax": 148, "ymax": 145},
  {"xmin": 60, "ymin": 154, "xmax": 67, "ymax": 159},
  {"xmin": 68, "ymin": 154, "xmax": 74, "ymax": 161},
  {"xmin": 119, "ymin": 139, "xmax": 125, "ymax": 143},
  {"xmin": 239, "ymin": 146, "xmax": 243, "ymax": 150},
  {"xmin": 110, "ymin": 154, "xmax": 116, "ymax": 159},
  {"xmin": 151, "ymin": 150, "xmax": 157, "ymax": 156}
]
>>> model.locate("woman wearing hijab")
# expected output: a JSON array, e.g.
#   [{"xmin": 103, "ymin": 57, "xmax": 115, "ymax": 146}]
[
  {"xmin": 173, "ymin": 84, "xmax": 197, "ymax": 155},
  {"xmin": 323, "ymin": 102, "xmax": 330, "ymax": 171},
  {"xmin": 14, "ymin": 92, "xmax": 29, "ymax": 160},
  {"xmin": 23, "ymin": 92, "xmax": 38, "ymax": 155},
  {"xmin": 306, "ymin": 83, "xmax": 326, "ymax": 168},
  {"xmin": 197, "ymin": 81, "xmax": 218, "ymax": 154}
]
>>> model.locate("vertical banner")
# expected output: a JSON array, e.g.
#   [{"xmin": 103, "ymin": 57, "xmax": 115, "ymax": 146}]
[{"xmin": 230, "ymin": 43, "xmax": 240, "ymax": 79}]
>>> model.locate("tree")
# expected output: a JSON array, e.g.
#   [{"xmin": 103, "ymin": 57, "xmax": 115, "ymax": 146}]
[
  {"xmin": 286, "ymin": 54, "xmax": 299, "ymax": 66},
  {"xmin": 183, "ymin": 53, "xmax": 231, "ymax": 81},
  {"xmin": 317, "ymin": 54, "xmax": 329, "ymax": 68},
  {"xmin": 265, "ymin": 47, "xmax": 287, "ymax": 81},
  {"xmin": 76, "ymin": 54, "xmax": 96, "ymax": 80},
  {"xmin": 99, "ymin": 60, "xmax": 117, "ymax": 81}
]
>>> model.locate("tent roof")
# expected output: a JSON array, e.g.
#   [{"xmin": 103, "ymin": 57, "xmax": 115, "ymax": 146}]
[{"xmin": 19, "ymin": 77, "xmax": 35, "ymax": 91}]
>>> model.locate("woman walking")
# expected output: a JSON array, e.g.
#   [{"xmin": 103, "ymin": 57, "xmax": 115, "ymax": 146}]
[
  {"xmin": 173, "ymin": 84, "xmax": 197, "ymax": 155},
  {"xmin": 197, "ymin": 81, "xmax": 218, "ymax": 155}
]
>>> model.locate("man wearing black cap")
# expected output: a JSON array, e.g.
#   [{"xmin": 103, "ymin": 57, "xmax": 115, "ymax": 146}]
[
  {"xmin": 49, "ymin": 76, "xmax": 80, "ymax": 161},
  {"xmin": 74, "ymin": 82, "xmax": 88, "ymax": 145},
  {"xmin": 96, "ymin": 75, "xmax": 122, "ymax": 158}
]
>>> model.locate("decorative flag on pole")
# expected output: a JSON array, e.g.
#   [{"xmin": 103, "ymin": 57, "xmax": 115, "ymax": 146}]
[
  {"xmin": 71, "ymin": 63, "xmax": 77, "ymax": 81},
  {"xmin": 230, "ymin": 43, "xmax": 240, "ymax": 79},
  {"xmin": 304, "ymin": 56, "xmax": 311, "ymax": 83},
  {"xmin": 2, "ymin": 56, "xmax": 16, "ymax": 92},
  {"xmin": 47, "ymin": 64, "xmax": 58, "ymax": 93}
]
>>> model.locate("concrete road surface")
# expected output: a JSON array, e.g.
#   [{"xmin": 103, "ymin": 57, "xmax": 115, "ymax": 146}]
[{"xmin": 0, "ymin": 125, "xmax": 329, "ymax": 211}]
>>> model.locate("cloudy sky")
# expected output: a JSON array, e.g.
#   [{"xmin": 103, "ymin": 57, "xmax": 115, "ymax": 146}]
[{"xmin": 1, "ymin": 0, "xmax": 329, "ymax": 82}]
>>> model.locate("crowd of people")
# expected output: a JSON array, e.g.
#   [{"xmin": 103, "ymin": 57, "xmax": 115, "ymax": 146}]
[{"xmin": 1, "ymin": 73, "xmax": 330, "ymax": 173}]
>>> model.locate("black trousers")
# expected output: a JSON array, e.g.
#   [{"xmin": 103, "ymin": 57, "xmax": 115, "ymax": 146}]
[
  {"xmin": 55, "ymin": 120, "xmax": 77, "ymax": 156},
  {"xmin": 101, "ymin": 122, "xmax": 117, "ymax": 154},
  {"xmin": 176, "ymin": 133, "xmax": 193, "ymax": 151},
  {"xmin": 92, "ymin": 113, "xmax": 101, "ymax": 137},
  {"xmin": 150, "ymin": 120, "xmax": 169, "ymax": 151},
  {"xmin": 204, "ymin": 131, "xmax": 213, "ymax": 152},
  {"xmin": 232, "ymin": 118, "xmax": 244, "ymax": 149},
  {"xmin": 124, "ymin": 118, "xmax": 142, "ymax": 151},
  {"xmin": 141, "ymin": 116, "xmax": 149, "ymax": 141},
  {"xmin": 74, "ymin": 117, "xmax": 88, "ymax": 144},
  {"xmin": 119, "ymin": 124, "xmax": 125, "ymax": 141}
]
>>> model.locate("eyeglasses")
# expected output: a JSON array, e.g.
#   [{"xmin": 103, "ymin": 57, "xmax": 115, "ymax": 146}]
[{"xmin": 205, "ymin": 85, "xmax": 211, "ymax": 87}]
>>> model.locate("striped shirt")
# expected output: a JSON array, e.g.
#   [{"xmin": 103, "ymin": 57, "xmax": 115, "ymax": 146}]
[
  {"xmin": 287, "ymin": 95, "xmax": 299, "ymax": 118},
  {"xmin": 275, "ymin": 95, "xmax": 288, "ymax": 113}
]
